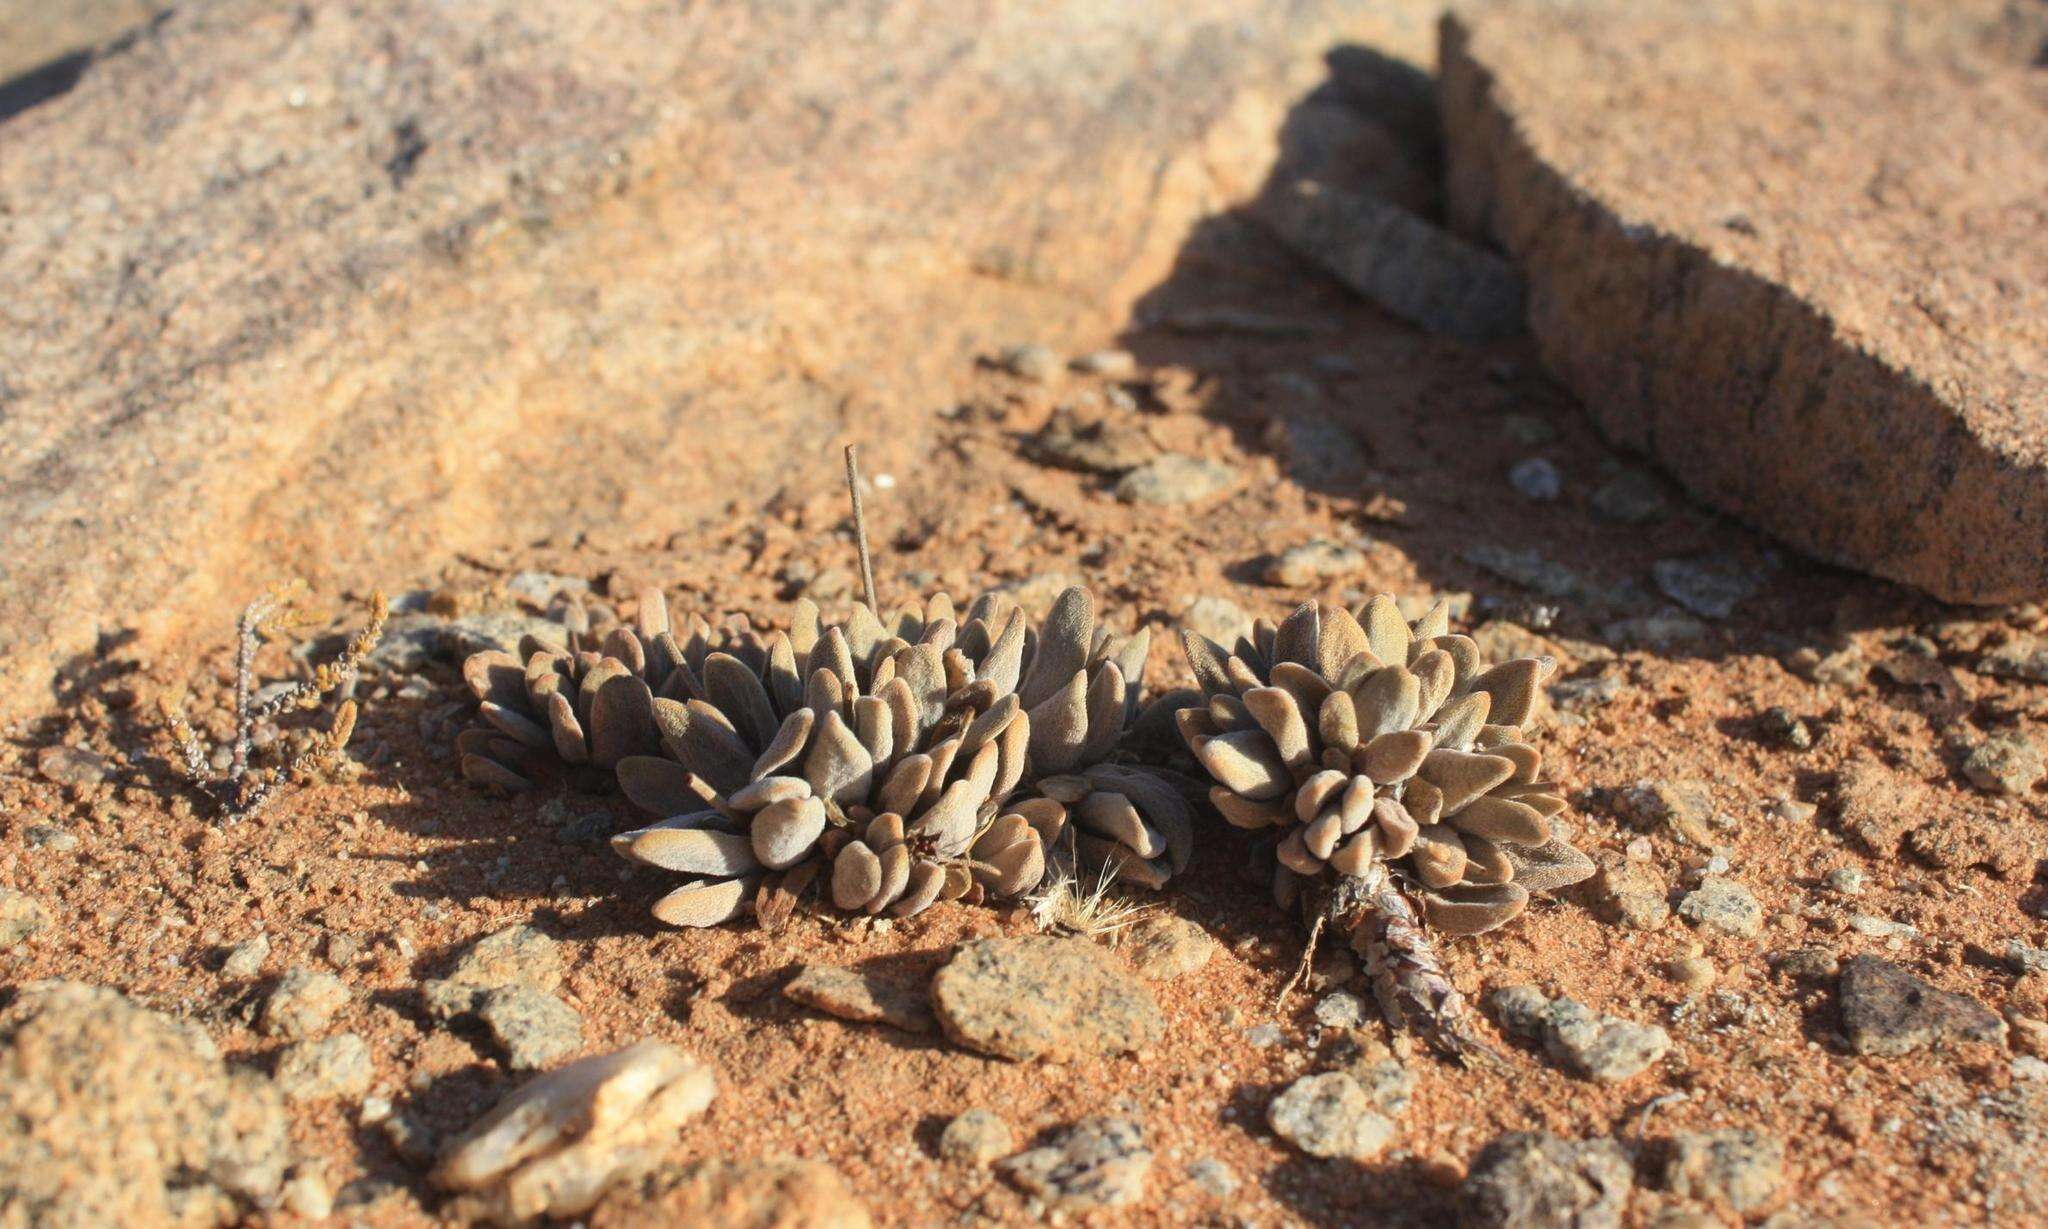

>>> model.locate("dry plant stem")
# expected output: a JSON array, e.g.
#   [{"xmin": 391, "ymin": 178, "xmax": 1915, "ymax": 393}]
[
  {"xmin": 843, "ymin": 444, "xmax": 879, "ymax": 614},
  {"xmin": 169, "ymin": 587, "xmax": 385, "ymax": 820},
  {"xmin": 1310, "ymin": 867, "xmax": 1502, "ymax": 1066}
]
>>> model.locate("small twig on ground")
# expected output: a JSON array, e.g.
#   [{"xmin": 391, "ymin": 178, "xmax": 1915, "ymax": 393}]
[
  {"xmin": 843, "ymin": 444, "xmax": 880, "ymax": 614},
  {"xmin": 1274, "ymin": 909, "xmax": 1326, "ymax": 1013},
  {"xmin": 1634, "ymin": 1091, "xmax": 1689, "ymax": 1143},
  {"xmin": 164, "ymin": 584, "xmax": 386, "ymax": 820}
]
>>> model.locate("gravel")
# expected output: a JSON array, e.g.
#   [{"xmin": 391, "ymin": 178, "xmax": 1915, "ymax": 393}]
[
  {"xmin": 1589, "ymin": 469, "xmax": 1668, "ymax": 524},
  {"xmin": 1508, "ymin": 457, "xmax": 1563, "ymax": 501},
  {"xmin": 1262, "ymin": 540, "xmax": 1369, "ymax": 587},
  {"xmin": 1962, "ymin": 734, "xmax": 2044, "ymax": 794},
  {"xmin": 1114, "ymin": 455, "xmax": 1241, "ymax": 505},
  {"xmin": 1460, "ymin": 1132, "xmax": 1633, "ymax": 1229},
  {"xmin": 1489, "ymin": 986, "xmax": 1671, "ymax": 1083},
  {"xmin": 784, "ymin": 964, "xmax": 935, "ymax": 1033},
  {"xmin": 1266, "ymin": 1072, "xmax": 1397, "ymax": 1160},
  {"xmin": 0, "ymin": 889, "xmax": 50, "ymax": 949},
  {"xmin": 1651, "ymin": 553, "xmax": 1758, "ymax": 619},
  {"xmin": 1838, "ymin": 955, "xmax": 2006, "ymax": 1056},
  {"xmin": 477, "ymin": 985, "xmax": 584, "ymax": 1071},
  {"xmin": 999, "ymin": 1117, "xmax": 1152, "ymax": 1210},
  {"xmin": 1120, "ymin": 915, "xmax": 1216, "ymax": 982},
  {"xmin": 1677, "ymin": 876, "xmax": 1763, "ymax": 939},
  {"xmin": 261, "ymin": 966, "xmax": 350, "ymax": 1041},
  {"xmin": 1662, "ymin": 1128, "xmax": 1785, "ymax": 1216},
  {"xmin": 937, "ymin": 1109, "xmax": 1014, "ymax": 1166},
  {"xmin": 221, "ymin": 934, "xmax": 271, "ymax": 979},
  {"xmin": 275, "ymin": 1033, "xmax": 374, "ymax": 1102},
  {"xmin": 930, "ymin": 936, "xmax": 1164, "ymax": 1062}
]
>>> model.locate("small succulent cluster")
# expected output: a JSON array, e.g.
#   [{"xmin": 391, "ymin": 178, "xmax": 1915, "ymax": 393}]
[
  {"xmin": 460, "ymin": 584, "xmax": 1187, "ymax": 927},
  {"xmin": 1177, "ymin": 595, "xmax": 1593, "ymax": 935}
]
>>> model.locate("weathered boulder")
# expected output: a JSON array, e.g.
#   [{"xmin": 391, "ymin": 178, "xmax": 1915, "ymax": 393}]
[
  {"xmin": 1440, "ymin": 0, "xmax": 2048, "ymax": 602},
  {"xmin": 0, "ymin": 0, "xmax": 1432, "ymax": 722},
  {"xmin": 0, "ymin": 981, "xmax": 290, "ymax": 1228}
]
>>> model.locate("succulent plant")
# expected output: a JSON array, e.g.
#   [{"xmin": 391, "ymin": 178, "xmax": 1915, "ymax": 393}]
[
  {"xmin": 999, "ymin": 586, "xmax": 1195, "ymax": 890},
  {"xmin": 605, "ymin": 586, "xmax": 1182, "ymax": 927},
  {"xmin": 455, "ymin": 588, "xmax": 728, "ymax": 792},
  {"xmin": 1177, "ymin": 594, "xmax": 1594, "ymax": 1059}
]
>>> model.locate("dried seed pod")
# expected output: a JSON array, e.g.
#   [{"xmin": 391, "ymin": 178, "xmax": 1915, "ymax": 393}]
[{"xmin": 1177, "ymin": 595, "xmax": 1588, "ymax": 936}]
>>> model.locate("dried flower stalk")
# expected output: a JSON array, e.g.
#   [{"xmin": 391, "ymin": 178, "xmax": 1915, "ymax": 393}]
[{"xmin": 166, "ymin": 584, "xmax": 386, "ymax": 819}]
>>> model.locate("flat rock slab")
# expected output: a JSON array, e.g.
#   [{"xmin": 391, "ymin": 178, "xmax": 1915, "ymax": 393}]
[
  {"xmin": 0, "ymin": 0, "xmax": 1419, "ymax": 723},
  {"xmin": 1837, "ymin": 954, "xmax": 2006, "ymax": 1057},
  {"xmin": 930, "ymin": 936, "xmax": 1163, "ymax": 1062},
  {"xmin": 1441, "ymin": 0, "xmax": 2048, "ymax": 602}
]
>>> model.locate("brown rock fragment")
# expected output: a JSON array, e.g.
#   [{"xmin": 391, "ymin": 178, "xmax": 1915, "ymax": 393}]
[
  {"xmin": 930, "ymin": 936, "xmax": 1163, "ymax": 1062},
  {"xmin": 1440, "ymin": 0, "xmax": 2048, "ymax": 602},
  {"xmin": 784, "ymin": 964, "xmax": 935, "ymax": 1034},
  {"xmin": 1838, "ymin": 955, "xmax": 2006, "ymax": 1057}
]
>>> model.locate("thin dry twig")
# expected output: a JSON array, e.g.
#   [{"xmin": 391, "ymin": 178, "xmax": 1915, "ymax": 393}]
[
  {"xmin": 843, "ymin": 444, "xmax": 879, "ymax": 614},
  {"xmin": 165, "ymin": 585, "xmax": 386, "ymax": 820}
]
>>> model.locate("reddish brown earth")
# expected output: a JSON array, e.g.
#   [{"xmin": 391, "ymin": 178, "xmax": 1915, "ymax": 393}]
[
  {"xmin": 4, "ymin": 3, "xmax": 2048, "ymax": 1228},
  {"xmin": 1441, "ymin": 0, "xmax": 2048, "ymax": 605}
]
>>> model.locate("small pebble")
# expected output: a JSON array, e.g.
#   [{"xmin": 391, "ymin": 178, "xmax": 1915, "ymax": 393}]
[
  {"xmin": 938, "ymin": 1109, "xmax": 1014, "ymax": 1166},
  {"xmin": 1507, "ymin": 457, "xmax": 1562, "ymax": 501},
  {"xmin": 996, "ymin": 342, "xmax": 1062, "ymax": 383}
]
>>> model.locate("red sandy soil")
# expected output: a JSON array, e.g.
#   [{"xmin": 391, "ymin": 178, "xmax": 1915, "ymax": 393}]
[{"xmin": 4, "ymin": 215, "xmax": 2044, "ymax": 1227}]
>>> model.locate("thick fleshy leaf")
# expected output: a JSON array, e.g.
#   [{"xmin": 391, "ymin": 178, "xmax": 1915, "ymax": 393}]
[
  {"xmin": 1276, "ymin": 828, "xmax": 1323, "ymax": 875},
  {"xmin": 868, "ymin": 842, "xmax": 912, "ymax": 914},
  {"xmin": 1027, "ymin": 669, "xmax": 1091, "ymax": 776},
  {"xmin": 1301, "ymin": 810, "xmax": 1345, "ymax": 861},
  {"xmin": 728, "ymin": 776, "xmax": 809, "ymax": 814},
  {"xmin": 1294, "ymin": 769, "xmax": 1350, "ymax": 825},
  {"xmin": 1360, "ymin": 594, "xmax": 1411, "ymax": 666},
  {"xmin": 751, "ymin": 709, "xmax": 815, "ymax": 779},
  {"xmin": 461, "ymin": 753, "xmax": 533, "ymax": 792},
  {"xmin": 1318, "ymin": 690, "xmax": 1359, "ymax": 756},
  {"xmin": 1329, "ymin": 828, "xmax": 1377, "ymax": 876},
  {"xmin": 1410, "ymin": 826, "xmax": 1468, "ymax": 888},
  {"xmin": 1460, "ymin": 835, "xmax": 1516, "ymax": 885},
  {"xmin": 1470, "ymin": 658, "xmax": 1550, "ymax": 729},
  {"xmin": 1503, "ymin": 838, "xmax": 1596, "ymax": 894},
  {"xmin": 617, "ymin": 755, "xmax": 700, "ymax": 815},
  {"xmin": 1272, "ymin": 602, "xmax": 1321, "ymax": 672},
  {"xmin": 1421, "ymin": 882, "xmax": 1529, "ymax": 936},
  {"xmin": 1077, "ymin": 662, "xmax": 1128, "ymax": 767},
  {"xmin": 802, "ymin": 709, "xmax": 875, "ymax": 806},
  {"xmin": 1075, "ymin": 791, "xmax": 1166, "ymax": 859},
  {"xmin": 651, "ymin": 878, "xmax": 753, "ymax": 927},
  {"xmin": 1179, "ymin": 629, "xmax": 1236, "ymax": 698},
  {"xmin": 831, "ymin": 841, "xmax": 883, "ymax": 911},
  {"xmin": 703, "ymin": 653, "xmax": 780, "ymax": 752},
  {"xmin": 589, "ymin": 673, "xmax": 660, "ymax": 768},
  {"xmin": 1419, "ymin": 748, "xmax": 1517, "ymax": 815},
  {"xmin": 653, "ymin": 698, "xmax": 757, "ymax": 796},
  {"xmin": 1371, "ymin": 796, "xmax": 1419, "ymax": 858},
  {"xmin": 1242, "ymin": 687, "xmax": 1312, "ymax": 773},
  {"xmin": 891, "ymin": 859, "xmax": 948, "ymax": 916},
  {"xmin": 1359, "ymin": 728, "xmax": 1432, "ymax": 784},
  {"xmin": 481, "ymin": 700, "xmax": 552, "ymax": 750},
  {"xmin": 1192, "ymin": 730, "xmax": 1292, "ymax": 801},
  {"xmin": 1410, "ymin": 649, "xmax": 1456, "ymax": 722},
  {"xmin": 1317, "ymin": 605, "xmax": 1370, "ymax": 683},
  {"xmin": 1410, "ymin": 598, "xmax": 1451, "ymax": 646},
  {"xmin": 616, "ymin": 827, "xmax": 760, "ymax": 876},
  {"xmin": 546, "ymin": 691, "xmax": 589, "ymax": 764},
  {"xmin": 1447, "ymin": 795, "xmax": 1550, "ymax": 846},
  {"xmin": 1351, "ymin": 666, "xmax": 1421, "ymax": 741},
  {"xmin": 463, "ymin": 651, "xmax": 526, "ymax": 708},
  {"xmin": 1210, "ymin": 785, "xmax": 1291, "ymax": 829},
  {"xmin": 1020, "ymin": 587, "xmax": 1094, "ymax": 709}
]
